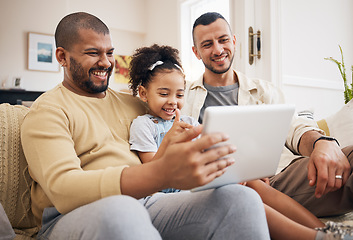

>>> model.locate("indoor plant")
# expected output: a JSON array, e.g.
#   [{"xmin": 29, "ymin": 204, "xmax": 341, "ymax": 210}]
[{"xmin": 325, "ymin": 45, "xmax": 353, "ymax": 104}]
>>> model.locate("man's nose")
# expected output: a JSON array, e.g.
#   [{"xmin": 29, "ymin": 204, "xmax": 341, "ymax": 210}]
[
  {"xmin": 98, "ymin": 54, "xmax": 112, "ymax": 68},
  {"xmin": 213, "ymin": 42, "xmax": 223, "ymax": 55}
]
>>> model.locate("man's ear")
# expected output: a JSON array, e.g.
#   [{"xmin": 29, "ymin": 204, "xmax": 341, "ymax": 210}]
[
  {"xmin": 232, "ymin": 35, "xmax": 237, "ymax": 48},
  {"xmin": 192, "ymin": 46, "xmax": 201, "ymax": 60},
  {"xmin": 138, "ymin": 85, "xmax": 148, "ymax": 102},
  {"xmin": 56, "ymin": 47, "xmax": 67, "ymax": 67}
]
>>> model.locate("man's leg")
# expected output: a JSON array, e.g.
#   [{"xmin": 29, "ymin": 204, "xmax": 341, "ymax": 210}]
[
  {"xmin": 270, "ymin": 145, "xmax": 353, "ymax": 217},
  {"xmin": 37, "ymin": 195, "xmax": 161, "ymax": 240},
  {"xmin": 0, "ymin": 203, "xmax": 15, "ymax": 240},
  {"xmin": 142, "ymin": 184, "xmax": 270, "ymax": 240}
]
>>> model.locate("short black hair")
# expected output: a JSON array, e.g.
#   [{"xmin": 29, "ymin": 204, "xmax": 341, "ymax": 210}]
[
  {"xmin": 129, "ymin": 44, "xmax": 184, "ymax": 96},
  {"xmin": 192, "ymin": 12, "xmax": 230, "ymax": 45},
  {"xmin": 55, "ymin": 12, "xmax": 110, "ymax": 50}
]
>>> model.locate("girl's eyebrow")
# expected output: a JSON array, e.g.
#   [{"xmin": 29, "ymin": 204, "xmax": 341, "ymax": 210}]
[{"xmin": 157, "ymin": 88, "xmax": 185, "ymax": 92}]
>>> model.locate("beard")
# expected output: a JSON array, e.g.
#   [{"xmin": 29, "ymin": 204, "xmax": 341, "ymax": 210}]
[
  {"xmin": 204, "ymin": 54, "xmax": 235, "ymax": 74},
  {"xmin": 69, "ymin": 57, "xmax": 111, "ymax": 93}
]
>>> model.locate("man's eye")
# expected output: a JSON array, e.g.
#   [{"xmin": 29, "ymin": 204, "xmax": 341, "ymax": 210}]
[
  {"xmin": 107, "ymin": 52, "xmax": 114, "ymax": 56},
  {"xmin": 86, "ymin": 52, "xmax": 98, "ymax": 55},
  {"xmin": 220, "ymin": 38, "xmax": 229, "ymax": 43}
]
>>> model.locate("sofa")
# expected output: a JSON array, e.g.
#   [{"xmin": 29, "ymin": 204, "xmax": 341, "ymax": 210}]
[
  {"xmin": 0, "ymin": 100, "xmax": 352, "ymax": 239},
  {"xmin": 0, "ymin": 103, "xmax": 38, "ymax": 239}
]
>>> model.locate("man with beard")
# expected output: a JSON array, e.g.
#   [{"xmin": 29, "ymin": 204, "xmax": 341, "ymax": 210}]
[
  {"xmin": 183, "ymin": 12, "xmax": 353, "ymax": 218},
  {"xmin": 21, "ymin": 12, "xmax": 271, "ymax": 240}
]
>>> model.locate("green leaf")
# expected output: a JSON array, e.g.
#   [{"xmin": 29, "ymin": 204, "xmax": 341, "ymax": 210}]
[{"xmin": 325, "ymin": 45, "xmax": 353, "ymax": 103}]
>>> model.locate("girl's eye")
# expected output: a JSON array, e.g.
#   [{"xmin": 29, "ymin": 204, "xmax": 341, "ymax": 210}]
[
  {"xmin": 177, "ymin": 94, "xmax": 184, "ymax": 98},
  {"xmin": 160, "ymin": 93, "xmax": 168, "ymax": 97}
]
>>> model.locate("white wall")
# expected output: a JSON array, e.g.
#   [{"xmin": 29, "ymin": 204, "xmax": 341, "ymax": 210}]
[
  {"xmin": 233, "ymin": 0, "xmax": 353, "ymax": 119},
  {"xmin": 144, "ymin": 0, "xmax": 180, "ymax": 48},
  {"xmin": 0, "ymin": 0, "xmax": 180, "ymax": 92},
  {"xmin": 0, "ymin": 0, "xmax": 66, "ymax": 91},
  {"xmin": 280, "ymin": 0, "xmax": 353, "ymax": 119},
  {"xmin": 1, "ymin": 0, "xmax": 351, "ymax": 119}
]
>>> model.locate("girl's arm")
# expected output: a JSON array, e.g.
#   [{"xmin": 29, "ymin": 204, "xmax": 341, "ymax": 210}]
[{"xmin": 138, "ymin": 152, "xmax": 156, "ymax": 163}]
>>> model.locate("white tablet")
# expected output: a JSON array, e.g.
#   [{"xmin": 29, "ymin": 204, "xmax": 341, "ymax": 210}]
[{"xmin": 191, "ymin": 104, "xmax": 295, "ymax": 192}]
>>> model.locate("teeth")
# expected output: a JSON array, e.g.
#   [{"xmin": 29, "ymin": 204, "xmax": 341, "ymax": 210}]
[
  {"xmin": 214, "ymin": 56, "xmax": 226, "ymax": 62},
  {"xmin": 163, "ymin": 109, "xmax": 175, "ymax": 112},
  {"xmin": 92, "ymin": 71, "xmax": 107, "ymax": 76}
]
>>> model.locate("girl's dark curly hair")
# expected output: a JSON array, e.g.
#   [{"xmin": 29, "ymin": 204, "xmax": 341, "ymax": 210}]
[{"xmin": 129, "ymin": 44, "xmax": 185, "ymax": 96}]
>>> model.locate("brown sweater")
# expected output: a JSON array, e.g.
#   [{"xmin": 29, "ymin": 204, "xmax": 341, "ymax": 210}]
[{"xmin": 21, "ymin": 84, "xmax": 148, "ymax": 225}]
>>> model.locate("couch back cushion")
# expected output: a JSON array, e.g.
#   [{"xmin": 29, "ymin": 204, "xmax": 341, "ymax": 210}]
[
  {"xmin": 319, "ymin": 99, "xmax": 353, "ymax": 148},
  {"xmin": 0, "ymin": 103, "xmax": 37, "ymax": 229}
]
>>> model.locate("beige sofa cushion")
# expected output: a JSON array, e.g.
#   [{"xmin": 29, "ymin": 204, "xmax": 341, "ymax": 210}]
[
  {"xmin": 317, "ymin": 99, "xmax": 353, "ymax": 148},
  {"xmin": 0, "ymin": 103, "xmax": 38, "ymax": 238}
]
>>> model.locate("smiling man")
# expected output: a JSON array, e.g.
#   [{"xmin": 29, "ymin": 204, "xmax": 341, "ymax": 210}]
[
  {"xmin": 183, "ymin": 12, "xmax": 353, "ymax": 218},
  {"xmin": 55, "ymin": 22, "xmax": 114, "ymax": 97},
  {"xmin": 21, "ymin": 12, "xmax": 271, "ymax": 240}
]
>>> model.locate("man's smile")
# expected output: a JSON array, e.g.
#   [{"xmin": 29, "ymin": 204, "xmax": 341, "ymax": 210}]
[{"xmin": 213, "ymin": 55, "xmax": 227, "ymax": 62}]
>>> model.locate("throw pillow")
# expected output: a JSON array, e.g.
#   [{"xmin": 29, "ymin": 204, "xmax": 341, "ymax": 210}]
[
  {"xmin": 0, "ymin": 103, "xmax": 37, "ymax": 230},
  {"xmin": 322, "ymin": 99, "xmax": 353, "ymax": 148}
]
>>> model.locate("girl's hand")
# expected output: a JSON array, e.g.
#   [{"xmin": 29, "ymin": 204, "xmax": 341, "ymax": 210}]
[
  {"xmin": 153, "ymin": 109, "xmax": 193, "ymax": 161},
  {"xmin": 164, "ymin": 109, "xmax": 193, "ymax": 140}
]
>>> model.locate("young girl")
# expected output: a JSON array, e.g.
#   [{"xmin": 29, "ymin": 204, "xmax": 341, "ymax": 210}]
[{"xmin": 128, "ymin": 44, "xmax": 342, "ymax": 240}]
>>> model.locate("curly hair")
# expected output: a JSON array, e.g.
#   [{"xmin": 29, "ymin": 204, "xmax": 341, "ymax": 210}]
[{"xmin": 129, "ymin": 44, "xmax": 185, "ymax": 96}]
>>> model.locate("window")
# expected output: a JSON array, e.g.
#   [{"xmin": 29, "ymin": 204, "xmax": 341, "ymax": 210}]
[{"xmin": 180, "ymin": 0, "xmax": 230, "ymax": 82}]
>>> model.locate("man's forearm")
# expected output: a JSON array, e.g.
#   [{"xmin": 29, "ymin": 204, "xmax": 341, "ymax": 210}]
[{"xmin": 298, "ymin": 130, "xmax": 323, "ymax": 156}]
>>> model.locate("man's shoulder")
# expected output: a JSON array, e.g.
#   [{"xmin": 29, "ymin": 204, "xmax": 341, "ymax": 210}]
[
  {"xmin": 185, "ymin": 75, "xmax": 204, "ymax": 90},
  {"xmin": 29, "ymin": 84, "xmax": 66, "ymax": 110},
  {"xmin": 236, "ymin": 70, "xmax": 278, "ymax": 90},
  {"xmin": 108, "ymin": 89, "xmax": 149, "ymax": 115}
]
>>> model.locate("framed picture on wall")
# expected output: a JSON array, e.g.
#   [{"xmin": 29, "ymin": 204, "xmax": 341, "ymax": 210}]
[
  {"xmin": 28, "ymin": 32, "xmax": 60, "ymax": 72},
  {"xmin": 114, "ymin": 55, "xmax": 132, "ymax": 84}
]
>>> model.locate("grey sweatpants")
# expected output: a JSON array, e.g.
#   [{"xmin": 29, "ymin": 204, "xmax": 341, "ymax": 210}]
[
  {"xmin": 37, "ymin": 184, "xmax": 270, "ymax": 240},
  {"xmin": 271, "ymin": 145, "xmax": 353, "ymax": 217}
]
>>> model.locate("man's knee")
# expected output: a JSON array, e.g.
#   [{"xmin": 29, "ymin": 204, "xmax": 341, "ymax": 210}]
[
  {"xmin": 342, "ymin": 145, "xmax": 353, "ymax": 164},
  {"xmin": 91, "ymin": 196, "xmax": 157, "ymax": 234},
  {"xmin": 210, "ymin": 185, "xmax": 270, "ymax": 239},
  {"xmin": 213, "ymin": 184, "xmax": 264, "ymax": 213},
  {"xmin": 216, "ymin": 184, "xmax": 262, "ymax": 201}
]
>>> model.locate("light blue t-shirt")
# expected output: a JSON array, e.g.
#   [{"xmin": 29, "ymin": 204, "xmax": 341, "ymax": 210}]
[
  {"xmin": 129, "ymin": 114, "xmax": 199, "ymax": 193},
  {"xmin": 129, "ymin": 114, "xmax": 199, "ymax": 152}
]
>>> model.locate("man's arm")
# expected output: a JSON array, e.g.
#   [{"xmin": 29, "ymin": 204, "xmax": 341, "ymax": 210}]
[
  {"xmin": 298, "ymin": 130, "xmax": 350, "ymax": 198},
  {"xmin": 121, "ymin": 125, "xmax": 236, "ymax": 198}
]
